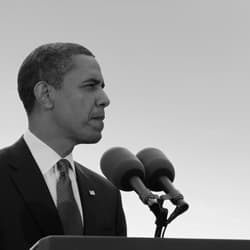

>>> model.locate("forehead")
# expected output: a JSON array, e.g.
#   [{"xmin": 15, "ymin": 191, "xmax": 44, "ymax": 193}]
[{"xmin": 69, "ymin": 54, "xmax": 103, "ymax": 79}]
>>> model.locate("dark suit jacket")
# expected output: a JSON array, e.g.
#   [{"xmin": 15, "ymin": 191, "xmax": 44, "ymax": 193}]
[{"xmin": 0, "ymin": 137, "xmax": 127, "ymax": 250}]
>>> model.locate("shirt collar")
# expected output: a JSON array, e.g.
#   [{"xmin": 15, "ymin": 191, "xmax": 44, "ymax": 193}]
[{"xmin": 23, "ymin": 130, "xmax": 75, "ymax": 175}]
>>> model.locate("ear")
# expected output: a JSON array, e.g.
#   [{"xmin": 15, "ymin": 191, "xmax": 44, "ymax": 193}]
[{"xmin": 33, "ymin": 81, "xmax": 55, "ymax": 110}]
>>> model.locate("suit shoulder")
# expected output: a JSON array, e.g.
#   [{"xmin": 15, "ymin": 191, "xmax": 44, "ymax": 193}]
[
  {"xmin": 0, "ymin": 145, "xmax": 15, "ymax": 175},
  {"xmin": 0, "ymin": 137, "xmax": 23, "ymax": 161},
  {"xmin": 0, "ymin": 144, "xmax": 12, "ymax": 162}
]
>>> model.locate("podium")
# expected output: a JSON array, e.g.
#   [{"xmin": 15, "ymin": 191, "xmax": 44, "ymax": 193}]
[{"xmin": 32, "ymin": 236, "xmax": 250, "ymax": 250}]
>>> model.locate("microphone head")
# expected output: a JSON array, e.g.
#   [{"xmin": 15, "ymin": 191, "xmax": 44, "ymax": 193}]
[
  {"xmin": 100, "ymin": 147, "xmax": 145, "ymax": 191},
  {"xmin": 136, "ymin": 148, "xmax": 175, "ymax": 191}
]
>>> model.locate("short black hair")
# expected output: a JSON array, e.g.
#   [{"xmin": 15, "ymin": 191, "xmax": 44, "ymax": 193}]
[{"xmin": 17, "ymin": 42, "xmax": 95, "ymax": 114}]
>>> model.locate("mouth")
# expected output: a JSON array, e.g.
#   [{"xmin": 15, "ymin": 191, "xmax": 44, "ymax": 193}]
[
  {"xmin": 91, "ymin": 113, "xmax": 105, "ymax": 120},
  {"xmin": 89, "ymin": 115, "xmax": 105, "ymax": 130},
  {"xmin": 91, "ymin": 116, "xmax": 105, "ymax": 121}
]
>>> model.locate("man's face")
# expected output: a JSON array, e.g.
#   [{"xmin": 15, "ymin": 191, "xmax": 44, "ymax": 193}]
[{"xmin": 51, "ymin": 54, "xmax": 110, "ymax": 144}]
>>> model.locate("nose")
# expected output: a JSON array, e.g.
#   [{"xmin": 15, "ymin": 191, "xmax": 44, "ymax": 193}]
[{"xmin": 96, "ymin": 89, "xmax": 110, "ymax": 108}]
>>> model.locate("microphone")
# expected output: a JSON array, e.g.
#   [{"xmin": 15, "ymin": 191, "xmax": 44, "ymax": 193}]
[
  {"xmin": 136, "ymin": 148, "xmax": 189, "ymax": 223},
  {"xmin": 100, "ymin": 147, "xmax": 159, "ymax": 206}
]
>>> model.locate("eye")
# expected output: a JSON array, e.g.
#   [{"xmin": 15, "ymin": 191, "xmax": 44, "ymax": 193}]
[
  {"xmin": 83, "ymin": 81, "xmax": 98, "ymax": 89},
  {"xmin": 80, "ymin": 79, "xmax": 104, "ymax": 89},
  {"xmin": 86, "ymin": 83, "xmax": 97, "ymax": 87}
]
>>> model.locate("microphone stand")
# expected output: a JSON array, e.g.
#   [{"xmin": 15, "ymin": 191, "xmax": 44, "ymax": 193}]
[
  {"xmin": 134, "ymin": 181, "xmax": 188, "ymax": 238},
  {"xmin": 140, "ymin": 192, "xmax": 169, "ymax": 238},
  {"xmin": 149, "ymin": 199, "xmax": 168, "ymax": 238},
  {"xmin": 149, "ymin": 194, "xmax": 189, "ymax": 238}
]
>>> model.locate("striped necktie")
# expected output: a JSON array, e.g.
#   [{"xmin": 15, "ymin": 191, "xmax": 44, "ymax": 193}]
[{"xmin": 56, "ymin": 159, "xmax": 83, "ymax": 235}]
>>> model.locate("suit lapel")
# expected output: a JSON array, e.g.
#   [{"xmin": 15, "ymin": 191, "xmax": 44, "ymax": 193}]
[
  {"xmin": 75, "ymin": 163, "xmax": 100, "ymax": 235},
  {"xmin": 8, "ymin": 137, "xmax": 63, "ymax": 236}
]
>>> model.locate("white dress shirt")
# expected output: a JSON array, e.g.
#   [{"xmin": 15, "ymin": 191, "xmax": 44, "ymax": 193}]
[{"xmin": 23, "ymin": 130, "xmax": 84, "ymax": 224}]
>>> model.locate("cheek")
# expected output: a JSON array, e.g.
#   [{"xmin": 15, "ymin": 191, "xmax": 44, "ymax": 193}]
[
  {"xmin": 54, "ymin": 97, "xmax": 78, "ymax": 123},
  {"xmin": 72, "ymin": 95, "xmax": 95, "ymax": 115},
  {"xmin": 68, "ymin": 99, "xmax": 92, "ymax": 123},
  {"xmin": 54, "ymin": 92, "xmax": 95, "ymax": 123}
]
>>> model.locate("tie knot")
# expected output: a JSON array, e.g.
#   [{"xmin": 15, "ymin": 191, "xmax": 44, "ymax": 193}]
[{"xmin": 57, "ymin": 159, "xmax": 71, "ymax": 177}]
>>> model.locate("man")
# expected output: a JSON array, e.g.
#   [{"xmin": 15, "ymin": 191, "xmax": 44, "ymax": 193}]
[{"xmin": 0, "ymin": 43, "xmax": 127, "ymax": 250}]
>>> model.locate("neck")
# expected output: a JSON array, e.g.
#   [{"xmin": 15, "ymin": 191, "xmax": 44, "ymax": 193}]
[{"xmin": 28, "ymin": 116, "xmax": 74, "ymax": 158}]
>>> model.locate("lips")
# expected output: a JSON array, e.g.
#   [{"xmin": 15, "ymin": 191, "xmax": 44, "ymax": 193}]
[
  {"xmin": 91, "ymin": 113, "xmax": 105, "ymax": 120},
  {"xmin": 89, "ymin": 113, "xmax": 105, "ymax": 130},
  {"xmin": 91, "ymin": 116, "xmax": 105, "ymax": 121},
  {"xmin": 90, "ymin": 118, "xmax": 104, "ymax": 131}
]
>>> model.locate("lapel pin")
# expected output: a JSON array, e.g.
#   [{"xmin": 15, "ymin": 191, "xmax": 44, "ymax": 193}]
[{"xmin": 89, "ymin": 190, "xmax": 96, "ymax": 196}]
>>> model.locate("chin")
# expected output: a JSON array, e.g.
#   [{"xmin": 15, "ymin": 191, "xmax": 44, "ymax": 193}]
[{"xmin": 77, "ymin": 133, "xmax": 102, "ymax": 144}]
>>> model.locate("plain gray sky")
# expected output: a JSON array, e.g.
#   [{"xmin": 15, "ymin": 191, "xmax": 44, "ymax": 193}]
[{"xmin": 0, "ymin": 0, "xmax": 249, "ymax": 239}]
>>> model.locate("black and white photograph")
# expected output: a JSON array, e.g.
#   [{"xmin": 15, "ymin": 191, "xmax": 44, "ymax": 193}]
[{"xmin": 0, "ymin": 1, "xmax": 249, "ymax": 250}]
